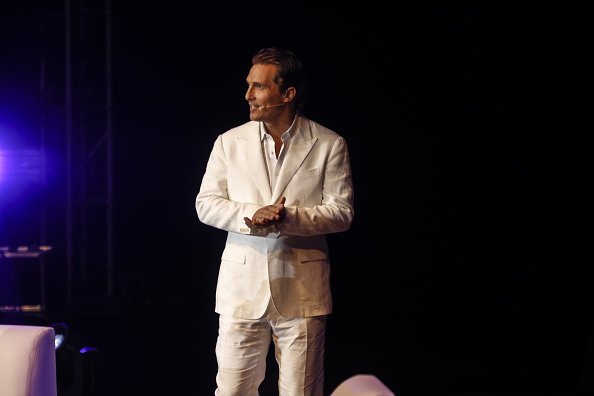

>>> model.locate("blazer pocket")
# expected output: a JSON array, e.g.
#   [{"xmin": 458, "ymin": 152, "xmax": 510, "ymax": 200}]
[
  {"xmin": 221, "ymin": 247, "xmax": 246, "ymax": 265},
  {"xmin": 294, "ymin": 167, "xmax": 320, "ymax": 179},
  {"xmin": 299, "ymin": 249, "xmax": 327, "ymax": 263}
]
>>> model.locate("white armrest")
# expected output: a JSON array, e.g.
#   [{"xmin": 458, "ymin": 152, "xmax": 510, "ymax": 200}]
[
  {"xmin": 0, "ymin": 324, "xmax": 58, "ymax": 396},
  {"xmin": 331, "ymin": 374, "xmax": 395, "ymax": 396}
]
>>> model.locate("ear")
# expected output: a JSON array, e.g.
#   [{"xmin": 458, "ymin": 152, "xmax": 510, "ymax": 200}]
[{"xmin": 283, "ymin": 86, "xmax": 296, "ymax": 103}]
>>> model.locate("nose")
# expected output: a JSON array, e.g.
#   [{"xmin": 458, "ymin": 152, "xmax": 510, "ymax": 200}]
[{"xmin": 245, "ymin": 86, "xmax": 254, "ymax": 101}]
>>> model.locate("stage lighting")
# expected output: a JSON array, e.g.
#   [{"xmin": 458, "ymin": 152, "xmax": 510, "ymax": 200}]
[
  {"xmin": 50, "ymin": 322, "xmax": 70, "ymax": 350},
  {"xmin": 0, "ymin": 148, "xmax": 44, "ymax": 186},
  {"xmin": 50, "ymin": 322, "xmax": 102, "ymax": 395},
  {"xmin": 0, "ymin": 149, "xmax": 5, "ymax": 182}
]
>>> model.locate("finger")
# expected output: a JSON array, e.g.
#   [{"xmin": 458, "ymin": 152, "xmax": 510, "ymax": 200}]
[
  {"xmin": 274, "ymin": 197, "xmax": 286, "ymax": 212},
  {"xmin": 265, "ymin": 211, "xmax": 281, "ymax": 221},
  {"xmin": 274, "ymin": 196, "xmax": 286, "ymax": 205}
]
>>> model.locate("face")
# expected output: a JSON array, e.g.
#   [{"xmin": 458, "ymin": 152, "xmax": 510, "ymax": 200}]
[{"xmin": 245, "ymin": 63, "xmax": 286, "ymax": 122}]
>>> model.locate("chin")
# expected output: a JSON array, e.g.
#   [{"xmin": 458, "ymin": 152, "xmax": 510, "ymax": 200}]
[{"xmin": 249, "ymin": 112, "xmax": 262, "ymax": 122}]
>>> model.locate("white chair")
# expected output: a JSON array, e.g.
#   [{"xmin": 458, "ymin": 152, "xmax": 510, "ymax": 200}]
[
  {"xmin": 331, "ymin": 374, "xmax": 395, "ymax": 396},
  {"xmin": 0, "ymin": 324, "xmax": 58, "ymax": 396}
]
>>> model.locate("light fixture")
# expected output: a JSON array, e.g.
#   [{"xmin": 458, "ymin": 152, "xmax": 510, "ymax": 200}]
[
  {"xmin": 49, "ymin": 321, "xmax": 102, "ymax": 394},
  {"xmin": 50, "ymin": 322, "xmax": 70, "ymax": 351}
]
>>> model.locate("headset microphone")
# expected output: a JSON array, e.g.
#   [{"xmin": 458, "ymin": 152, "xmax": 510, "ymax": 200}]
[{"xmin": 264, "ymin": 102, "xmax": 287, "ymax": 109}]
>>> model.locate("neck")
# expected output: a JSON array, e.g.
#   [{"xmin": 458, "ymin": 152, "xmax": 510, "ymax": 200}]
[{"xmin": 264, "ymin": 109, "xmax": 296, "ymax": 139}]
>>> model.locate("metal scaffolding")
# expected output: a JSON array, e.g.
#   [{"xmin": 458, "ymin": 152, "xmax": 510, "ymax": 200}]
[{"xmin": 63, "ymin": 0, "xmax": 113, "ymax": 306}]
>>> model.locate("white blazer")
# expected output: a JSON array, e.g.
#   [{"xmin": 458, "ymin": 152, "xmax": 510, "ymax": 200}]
[{"xmin": 196, "ymin": 114, "xmax": 354, "ymax": 319}]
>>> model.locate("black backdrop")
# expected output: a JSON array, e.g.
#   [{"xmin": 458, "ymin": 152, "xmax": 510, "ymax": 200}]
[{"xmin": 1, "ymin": 2, "xmax": 592, "ymax": 395}]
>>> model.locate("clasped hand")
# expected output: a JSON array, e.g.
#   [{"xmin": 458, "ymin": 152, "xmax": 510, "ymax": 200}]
[{"xmin": 243, "ymin": 196, "xmax": 286, "ymax": 230}]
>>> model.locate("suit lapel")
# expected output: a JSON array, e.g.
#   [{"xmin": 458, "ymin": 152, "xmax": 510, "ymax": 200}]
[
  {"xmin": 240, "ymin": 124, "xmax": 272, "ymax": 202},
  {"xmin": 272, "ymin": 118, "xmax": 316, "ymax": 202}
]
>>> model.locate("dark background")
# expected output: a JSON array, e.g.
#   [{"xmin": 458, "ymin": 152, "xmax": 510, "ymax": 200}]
[{"xmin": 0, "ymin": 1, "xmax": 592, "ymax": 395}]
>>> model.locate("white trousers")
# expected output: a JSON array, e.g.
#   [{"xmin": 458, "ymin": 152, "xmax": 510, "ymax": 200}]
[{"xmin": 214, "ymin": 301, "xmax": 326, "ymax": 396}]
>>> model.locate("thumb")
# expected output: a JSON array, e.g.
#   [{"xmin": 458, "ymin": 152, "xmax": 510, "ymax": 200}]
[{"xmin": 275, "ymin": 196, "xmax": 286, "ymax": 206}]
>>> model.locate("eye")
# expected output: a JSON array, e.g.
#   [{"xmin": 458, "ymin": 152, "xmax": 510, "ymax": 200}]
[{"xmin": 246, "ymin": 82, "xmax": 266, "ymax": 91}]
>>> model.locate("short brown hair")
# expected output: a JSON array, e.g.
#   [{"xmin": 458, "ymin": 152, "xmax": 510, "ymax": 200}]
[{"xmin": 252, "ymin": 47, "xmax": 308, "ymax": 109}]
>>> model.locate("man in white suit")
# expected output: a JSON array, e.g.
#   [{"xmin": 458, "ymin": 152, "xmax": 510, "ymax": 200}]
[{"xmin": 196, "ymin": 47, "xmax": 355, "ymax": 396}]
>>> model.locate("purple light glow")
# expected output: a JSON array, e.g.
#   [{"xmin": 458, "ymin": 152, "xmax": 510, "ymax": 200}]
[
  {"xmin": 0, "ymin": 122, "xmax": 14, "ymax": 185},
  {"xmin": 0, "ymin": 122, "xmax": 44, "ymax": 188},
  {"xmin": 0, "ymin": 149, "xmax": 44, "ymax": 186},
  {"xmin": 0, "ymin": 150, "xmax": 4, "ymax": 183},
  {"xmin": 0, "ymin": 121, "xmax": 57, "ymax": 246}
]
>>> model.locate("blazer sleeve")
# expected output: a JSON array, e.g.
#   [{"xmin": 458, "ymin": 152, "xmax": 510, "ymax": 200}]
[{"xmin": 195, "ymin": 134, "xmax": 262, "ymax": 234}]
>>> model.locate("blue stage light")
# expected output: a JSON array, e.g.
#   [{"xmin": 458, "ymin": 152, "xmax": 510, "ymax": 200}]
[
  {"xmin": 50, "ymin": 322, "xmax": 70, "ymax": 351},
  {"xmin": 0, "ymin": 149, "xmax": 4, "ymax": 183}
]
